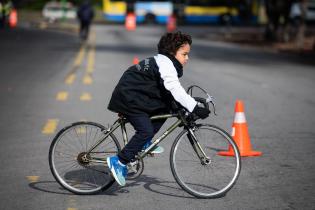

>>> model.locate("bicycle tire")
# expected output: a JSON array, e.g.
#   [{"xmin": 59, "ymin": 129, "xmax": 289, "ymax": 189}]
[
  {"xmin": 49, "ymin": 121, "xmax": 121, "ymax": 195},
  {"xmin": 170, "ymin": 124, "xmax": 241, "ymax": 198}
]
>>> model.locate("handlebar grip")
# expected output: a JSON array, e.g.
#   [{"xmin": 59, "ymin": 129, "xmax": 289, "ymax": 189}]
[{"xmin": 194, "ymin": 97, "xmax": 209, "ymax": 110}]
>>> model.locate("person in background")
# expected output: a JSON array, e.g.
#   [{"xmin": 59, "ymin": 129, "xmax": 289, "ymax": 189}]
[{"xmin": 77, "ymin": 0, "xmax": 94, "ymax": 40}]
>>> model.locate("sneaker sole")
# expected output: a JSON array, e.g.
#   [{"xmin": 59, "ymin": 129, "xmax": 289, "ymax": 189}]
[
  {"xmin": 106, "ymin": 157, "xmax": 125, "ymax": 186},
  {"xmin": 142, "ymin": 150, "xmax": 163, "ymax": 154},
  {"xmin": 143, "ymin": 147, "xmax": 164, "ymax": 154},
  {"xmin": 150, "ymin": 148, "xmax": 165, "ymax": 154},
  {"xmin": 149, "ymin": 151, "xmax": 164, "ymax": 154}
]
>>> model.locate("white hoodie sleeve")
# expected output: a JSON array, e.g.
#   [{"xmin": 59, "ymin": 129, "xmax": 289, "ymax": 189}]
[{"xmin": 154, "ymin": 54, "xmax": 197, "ymax": 112}]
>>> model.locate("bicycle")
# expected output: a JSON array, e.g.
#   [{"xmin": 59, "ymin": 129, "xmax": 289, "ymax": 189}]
[{"xmin": 49, "ymin": 85, "xmax": 241, "ymax": 198}]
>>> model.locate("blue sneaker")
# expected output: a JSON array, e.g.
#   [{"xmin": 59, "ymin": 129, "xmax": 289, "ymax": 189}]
[
  {"xmin": 106, "ymin": 156, "xmax": 127, "ymax": 186},
  {"xmin": 142, "ymin": 141, "xmax": 164, "ymax": 154}
]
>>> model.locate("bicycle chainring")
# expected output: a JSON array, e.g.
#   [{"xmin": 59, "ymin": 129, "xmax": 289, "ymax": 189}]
[{"xmin": 126, "ymin": 157, "xmax": 144, "ymax": 180}]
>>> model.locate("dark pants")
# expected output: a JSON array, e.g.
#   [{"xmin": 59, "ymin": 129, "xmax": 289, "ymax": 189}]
[
  {"xmin": 79, "ymin": 20, "xmax": 91, "ymax": 40},
  {"xmin": 118, "ymin": 114, "xmax": 166, "ymax": 164}
]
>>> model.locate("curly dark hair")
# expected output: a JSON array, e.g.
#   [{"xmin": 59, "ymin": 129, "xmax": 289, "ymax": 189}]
[{"xmin": 157, "ymin": 31, "xmax": 192, "ymax": 55}]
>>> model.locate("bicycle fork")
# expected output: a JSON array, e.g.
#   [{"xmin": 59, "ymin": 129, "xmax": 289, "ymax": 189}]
[{"xmin": 187, "ymin": 128, "xmax": 211, "ymax": 165}]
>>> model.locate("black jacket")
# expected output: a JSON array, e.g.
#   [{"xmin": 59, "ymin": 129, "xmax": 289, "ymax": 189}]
[
  {"xmin": 108, "ymin": 54, "xmax": 197, "ymax": 116},
  {"xmin": 77, "ymin": 1, "xmax": 94, "ymax": 23}
]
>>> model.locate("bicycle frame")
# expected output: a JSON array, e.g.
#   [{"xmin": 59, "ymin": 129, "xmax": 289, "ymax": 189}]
[{"xmin": 86, "ymin": 112, "xmax": 209, "ymax": 163}]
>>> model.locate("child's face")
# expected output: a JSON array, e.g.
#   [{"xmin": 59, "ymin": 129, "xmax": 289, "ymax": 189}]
[{"xmin": 175, "ymin": 43, "xmax": 190, "ymax": 67}]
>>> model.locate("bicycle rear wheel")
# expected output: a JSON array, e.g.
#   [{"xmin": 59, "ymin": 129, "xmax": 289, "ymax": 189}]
[
  {"xmin": 49, "ymin": 121, "xmax": 121, "ymax": 195},
  {"xmin": 170, "ymin": 124, "xmax": 241, "ymax": 198}
]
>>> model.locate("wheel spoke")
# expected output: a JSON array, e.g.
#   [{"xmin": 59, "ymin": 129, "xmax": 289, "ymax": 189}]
[
  {"xmin": 171, "ymin": 124, "xmax": 241, "ymax": 198},
  {"xmin": 49, "ymin": 122, "xmax": 120, "ymax": 194}
]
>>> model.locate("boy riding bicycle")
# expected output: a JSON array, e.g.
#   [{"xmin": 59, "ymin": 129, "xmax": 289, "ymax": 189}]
[{"xmin": 107, "ymin": 31, "xmax": 210, "ymax": 186}]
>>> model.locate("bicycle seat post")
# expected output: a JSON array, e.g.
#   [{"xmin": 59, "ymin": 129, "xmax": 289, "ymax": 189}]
[{"xmin": 118, "ymin": 114, "xmax": 129, "ymax": 146}]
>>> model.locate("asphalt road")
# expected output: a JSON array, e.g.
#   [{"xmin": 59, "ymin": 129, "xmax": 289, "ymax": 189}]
[{"xmin": 0, "ymin": 25, "xmax": 315, "ymax": 210}]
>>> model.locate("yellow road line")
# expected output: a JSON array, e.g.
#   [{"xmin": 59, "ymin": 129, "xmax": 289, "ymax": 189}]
[
  {"xmin": 92, "ymin": 30, "xmax": 96, "ymax": 43},
  {"xmin": 64, "ymin": 44, "xmax": 86, "ymax": 84},
  {"xmin": 82, "ymin": 74, "xmax": 93, "ymax": 85},
  {"xmin": 67, "ymin": 195, "xmax": 78, "ymax": 210},
  {"xmin": 65, "ymin": 73, "xmax": 76, "ymax": 85},
  {"xmin": 42, "ymin": 119, "xmax": 59, "ymax": 134},
  {"xmin": 80, "ymin": 92, "xmax": 92, "ymax": 101},
  {"xmin": 56, "ymin": 91, "xmax": 68, "ymax": 101},
  {"xmin": 89, "ymin": 29, "xmax": 96, "ymax": 45},
  {"xmin": 26, "ymin": 176, "xmax": 39, "ymax": 183},
  {"xmin": 86, "ymin": 47, "xmax": 95, "ymax": 73},
  {"xmin": 73, "ymin": 45, "xmax": 86, "ymax": 67}
]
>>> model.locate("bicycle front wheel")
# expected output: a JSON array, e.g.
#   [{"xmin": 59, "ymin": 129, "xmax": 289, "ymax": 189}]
[
  {"xmin": 170, "ymin": 124, "xmax": 241, "ymax": 198},
  {"xmin": 49, "ymin": 121, "xmax": 121, "ymax": 195}
]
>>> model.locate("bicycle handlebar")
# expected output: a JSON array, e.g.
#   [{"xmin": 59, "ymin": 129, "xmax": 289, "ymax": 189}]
[{"xmin": 186, "ymin": 85, "xmax": 217, "ymax": 116}]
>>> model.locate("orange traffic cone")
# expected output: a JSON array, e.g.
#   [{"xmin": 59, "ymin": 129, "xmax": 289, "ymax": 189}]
[
  {"xmin": 125, "ymin": 12, "xmax": 136, "ymax": 31},
  {"xmin": 167, "ymin": 14, "xmax": 176, "ymax": 32},
  {"xmin": 219, "ymin": 100, "xmax": 262, "ymax": 157},
  {"xmin": 133, "ymin": 57, "xmax": 139, "ymax": 64},
  {"xmin": 9, "ymin": 9, "xmax": 18, "ymax": 28}
]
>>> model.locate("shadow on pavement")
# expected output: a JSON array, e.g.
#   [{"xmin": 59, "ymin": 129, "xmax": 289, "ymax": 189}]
[
  {"xmin": 28, "ymin": 180, "xmax": 73, "ymax": 195},
  {"xmin": 99, "ymin": 175, "xmax": 193, "ymax": 198},
  {"xmin": 29, "ymin": 175, "xmax": 223, "ymax": 199},
  {"xmin": 101, "ymin": 175, "xmax": 226, "ymax": 199}
]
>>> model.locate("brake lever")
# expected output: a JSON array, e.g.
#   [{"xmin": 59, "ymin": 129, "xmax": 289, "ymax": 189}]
[
  {"xmin": 206, "ymin": 94, "xmax": 217, "ymax": 116},
  {"xmin": 211, "ymin": 101, "xmax": 217, "ymax": 115}
]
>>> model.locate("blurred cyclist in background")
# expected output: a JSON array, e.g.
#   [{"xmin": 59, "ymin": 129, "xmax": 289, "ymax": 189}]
[{"xmin": 77, "ymin": 0, "xmax": 94, "ymax": 40}]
